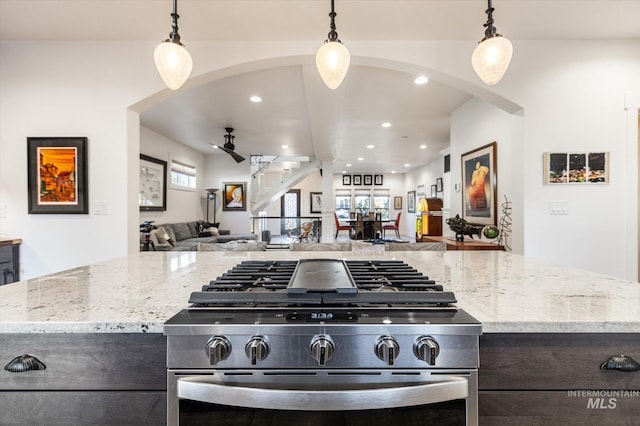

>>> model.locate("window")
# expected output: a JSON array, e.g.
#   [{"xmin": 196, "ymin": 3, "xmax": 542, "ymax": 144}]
[
  {"xmin": 170, "ymin": 159, "xmax": 196, "ymax": 190},
  {"xmin": 335, "ymin": 190, "xmax": 352, "ymax": 219},
  {"xmin": 354, "ymin": 189, "xmax": 371, "ymax": 216},
  {"xmin": 373, "ymin": 195, "xmax": 390, "ymax": 220}
]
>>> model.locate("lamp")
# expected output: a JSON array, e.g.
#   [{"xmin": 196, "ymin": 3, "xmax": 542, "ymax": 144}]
[
  {"xmin": 205, "ymin": 188, "xmax": 219, "ymax": 225},
  {"xmin": 471, "ymin": 0, "xmax": 513, "ymax": 86},
  {"xmin": 316, "ymin": 0, "xmax": 350, "ymax": 90},
  {"xmin": 154, "ymin": 0, "xmax": 193, "ymax": 90}
]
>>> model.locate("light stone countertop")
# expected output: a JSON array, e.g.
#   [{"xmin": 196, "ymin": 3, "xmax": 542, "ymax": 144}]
[{"xmin": 1, "ymin": 250, "xmax": 639, "ymax": 334}]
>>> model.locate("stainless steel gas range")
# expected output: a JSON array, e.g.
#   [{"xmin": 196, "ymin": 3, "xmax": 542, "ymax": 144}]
[{"xmin": 165, "ymin": 259, "xmax": 482, "ymax": 425}]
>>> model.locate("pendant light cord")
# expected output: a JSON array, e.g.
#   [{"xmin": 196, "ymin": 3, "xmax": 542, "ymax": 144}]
[
  {"xmin": 327, "ymin": 0, "xmax": 339, "ymax": 42},
  {"xmin": 169, "ymin": 0, "xmax": 182, "ymax": 44},
  {"xmin": 482, "ymin": 0, "xmax": 497, "ymax": 41}
]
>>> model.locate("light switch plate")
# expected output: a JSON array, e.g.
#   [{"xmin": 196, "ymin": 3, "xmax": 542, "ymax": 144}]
[
  {"xmin": 94, "ymin": 201, "xmax": 108, "ymax": 215},
  {"xmin": 549, "ymin": 200, "xmax": 569, "ymax": 215}
]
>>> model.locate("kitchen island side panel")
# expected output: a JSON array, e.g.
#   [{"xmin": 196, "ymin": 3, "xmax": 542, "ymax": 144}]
[
  {"xmin": 0, "ymin": 333, "xmax": 166, "ymax": 425},
  {"xmin": 478, "ymin": 333, "xmax": 640, "ymax": 424}
]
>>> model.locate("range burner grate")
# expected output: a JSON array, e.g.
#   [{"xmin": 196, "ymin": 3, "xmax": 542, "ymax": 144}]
[{"xmin": 190, "ymin": 259, "xmax": 456, "ymax": 308}]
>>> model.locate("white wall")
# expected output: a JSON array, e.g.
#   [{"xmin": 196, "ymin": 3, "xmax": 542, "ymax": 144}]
[
  {"xmin": 1, "ymin": 38, "xmax": 639, "ymax": 280},
  {"xmin": 404, "ymin": 156, "xmax": 446, "ymax": 239},
  {"xmin": 140, "ymin": 126, "xmax": 206, "ymax": 225},
  {"xmin": 449, "ymin": 97, "xmax": 524, "ymax": 253}
]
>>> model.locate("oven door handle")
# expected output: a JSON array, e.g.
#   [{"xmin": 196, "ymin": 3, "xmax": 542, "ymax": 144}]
[{"xmin": 177, "ymin": 376, "xmax": 468, "ymax": 411}]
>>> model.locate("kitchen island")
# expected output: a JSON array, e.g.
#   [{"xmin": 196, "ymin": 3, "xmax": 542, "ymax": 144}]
[{"xmin": 1, "ymin": 251, "xmax": 639, "ymax": 424}]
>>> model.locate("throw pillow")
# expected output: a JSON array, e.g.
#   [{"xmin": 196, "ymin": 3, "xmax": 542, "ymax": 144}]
[{"xmin": 209, "ymin": 227, "xmax": 220, "ymax": 236}]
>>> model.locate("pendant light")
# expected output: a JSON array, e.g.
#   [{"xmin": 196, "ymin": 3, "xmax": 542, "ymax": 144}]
[
  {"xmin": 154, "ymin": 0, "xmax": 193, "ymax": 90},
  {"xmin": 471, "ymin": 0, "xmax": 513, "ymax": 86},
  {"xmin": 316, "ymin": 0, "xmax": 350, "ymax": 90}
]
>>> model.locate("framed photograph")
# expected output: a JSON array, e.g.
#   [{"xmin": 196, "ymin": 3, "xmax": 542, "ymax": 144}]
[
  {"xmin": 139, "ymin": 154, "xmax": 167, "ymax": 211},
  {"xmin": 374, "ymin": 174, "xmax": 383, "ymax": 185},
  {"xmin": 342, "ymin": 174, "xmax": 351, "ymax": 185},
  {"xmin": 223, "ymin": 182, "xmax": 247, "ymax": 211},
  {"xmin": 431, "ymin": 185, "xmax": 437, "ymax": 198},
  {"xmin": 394, "ymin": 196, "xmax": 402, "ymax": 210},
  {"xmin": 461, "ymin": 141, "xmax": 497, "ymax": 226},
  {"xmin": 353, "ymin": 175, "xmax": 362, "ymax": 185},
  {"xmin": 436, "ymin": 177, "xmax": 443, "ymax": 192},
  {"xmin": 310, "ymin": 192, "xmax": 322, "ymax": 214},
  {"xmin": 543, "ymin": 152, "xmax": 609, "ymax": 184},
  {"xmin": 363, "ymin": 174, "xmax": 373, "ymax": 185},
  {"xmin": 407, "ymin": 191, "xmax": 416, "ymax": 213},
  {"xmin": 27, "ymin": 137, "xmax": 88, "ymax": 214}
]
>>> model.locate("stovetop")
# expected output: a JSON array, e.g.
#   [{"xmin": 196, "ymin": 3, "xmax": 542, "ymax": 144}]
[{"xmin": 188, "ymin": 259, "xmax": 457, "ymax": 308}]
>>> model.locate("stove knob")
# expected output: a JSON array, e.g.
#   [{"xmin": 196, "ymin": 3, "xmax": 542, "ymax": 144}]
[
  {"xmin": 414, "ymin": 336, "xmax": 440, "ymax": 365},
  {"xmin": 245, "ymin": 336, "xmax": 270, "ymax": 365},
  {"xmin": 205, "ymin": 336, "xmax": 231, "ymax": 365},
  {"xmin": 310, "ymin": 335, "xmax": 335, "ymax": 366},
  {"xmin": 375, "ymin": 336, "xmax": 399, "ymax": 366}
]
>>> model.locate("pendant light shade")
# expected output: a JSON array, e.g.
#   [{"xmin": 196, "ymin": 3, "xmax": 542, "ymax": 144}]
[
  {"xmin": 472, "ymin": 0, "xmax": 512, "ymax": 86},
  {"xmin": 154, "ymin": 0, "xmax": 192, "ymax": 90},
  {"xmin": 316, "ymin": 41, "xmax": 350, "ymax": 90},
  {"xmin": 316, "ymin": 0, "xmax": 350, "ymax": 90}
]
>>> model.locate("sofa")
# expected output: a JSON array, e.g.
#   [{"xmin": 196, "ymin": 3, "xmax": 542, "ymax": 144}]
[{"xmin": 147, "ymin": 221, "xmax": 258, "ymax": 251}]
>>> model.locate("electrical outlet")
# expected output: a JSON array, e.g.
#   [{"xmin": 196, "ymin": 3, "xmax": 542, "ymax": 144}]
[
  {"xmin": 94, "ymin": 201, "xmax": 108, "ymax": 215},
  {"xmin": 549, "ymin": 200, "xmax": 569, "ymax": 215}
]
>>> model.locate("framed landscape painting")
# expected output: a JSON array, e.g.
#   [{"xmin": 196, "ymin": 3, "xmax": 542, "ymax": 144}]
[
  {"xmin": 27, "ymin": 137, "xmax": 88, "ymax": 214},
  {"xmin": 543, "ymin": 152, "xmax": 609, "ymax": 184},
  {"xmin": 461, "ymin": 142, "xmax": 497, "ymax": 226}
]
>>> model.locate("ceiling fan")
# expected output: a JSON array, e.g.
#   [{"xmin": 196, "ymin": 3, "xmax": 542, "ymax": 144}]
[{"xmin": 211, "ymin": 127, "xmax": 246, "ymax": 163}]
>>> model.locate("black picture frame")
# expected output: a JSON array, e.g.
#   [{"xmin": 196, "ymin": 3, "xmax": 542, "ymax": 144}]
[
  {"xmin": 363, "ymin": 174, "xmax": 373, "ymax": 185},
  {"xmin": 223, "ymin": 182, "xmax": 247, "ymax": 211},
  {"xmin": 27, "ymin": 137, "xmax": 89, "ymax": 214},
  {"xmin": 342, "ymin": 174, "xmax": 351, "ymax": 185},
  {"xmin": 374, "ymin": 174, "xmax": 383, "ymax": 185},
  {"xmin": 139, "ymin": 154, "xmax": 167, "ymax": 211},
  {"xmin": 353, "ymin": 175, "xmax": 362, "ymax": 185},
  {"xmin": 310, "ymin": 192, "xmax": 322, "ymax": 214},
  {"xmin": 461, "ymin": 141, "xmax": 497, "ymax": 225},
  {"xmin": 431, "ymin": 185, "xmax": 437, "ymax": 198},
  {"xmin": 394, "ymin": 196, "xmax": 402, "ymax": 209},
  {"xmin": 407, "ymin": 191, "xmax": 416, "ymax": 213},
  {"xmin": 436, "ymin": 177, "xmax": 443, "ymax": 192}
]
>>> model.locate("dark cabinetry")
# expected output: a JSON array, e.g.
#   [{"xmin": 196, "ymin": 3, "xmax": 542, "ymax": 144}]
[
  {"xmin": 0, "ymin": 239, "xmax": 20, "ymax": 285},
  {"xmin": 479, "ymin": 333, "xmax": 640, "ymax": 425}
]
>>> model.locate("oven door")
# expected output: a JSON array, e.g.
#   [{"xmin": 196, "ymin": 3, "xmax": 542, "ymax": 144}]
[{"xmin": 168, "ymin": 369, "xmax": 478, "ymax": 426}]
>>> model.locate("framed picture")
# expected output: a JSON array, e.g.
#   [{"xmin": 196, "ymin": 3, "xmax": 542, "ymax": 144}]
[
  {"xmin": 139, "ymin": 154, "xmax": 167, "ymax": 211},
  {"xmin": 353, "ymin": 174, "xmax": 362, "ymax": 185},
  {"xmin": 461, "ymin": 141, "xmax": 497, "ymax": 225},
  {"xmin": 431, "ymin": 185, "xmax": 437, "ymax": 198},
  {"xmin": 363, "ymin": 174, "xmax": 373, "ymax": 185},
  {"xmin": 223, "ymin": 182, "xmax": 247, "ymax": 211},
  {"xmin": 374, "ymin": 174, "xmax": 383, "ymax": 185},
  {"xmin": 27, "ymin": 137, "xmax": 89, "ymax": 214},
  {"xmin": 310, "ymin": 192, "xmax": 322, "ymax": 214},
  {"xmin": 436, "ymin": 177, "xmax": 443, "ymax": 192},
  {"xmin": 342, "ymin": 174, "xmax": 351, "ymax": 185},
  {"xmin": 543, "ymin": 152, "xmax": 609, "ymax": 184},
  {"xmin": 407, "ymin": 191, "xmax": 416, "ymax": 213},
  {"xmin": 394, "ymin": 196, "xmax": 402, "ymax": 210}
]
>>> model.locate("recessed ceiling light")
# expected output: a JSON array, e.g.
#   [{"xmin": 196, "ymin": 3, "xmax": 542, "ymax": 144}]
[
  {"xmin": 382, "ymin": 122, "xmax": 391, "ymax": 128},
  {"xmin": 281, "ymin": 145, "xmax": 288, "ymax": 149},
  {"xmin": 250, "ymin": 95, "xmax": 262, "ymax": 103},
  {"xmin": 404, "ymin": 163, "xmax": 410, "ymax": 167},
  {"xmin": 366, "ymin": 144, "xmax": 375, "ymax": 149},
  {"xmin": 346, "ymin": 163, "xmax": 352, "ymax": 167},
  {"xmin": 357, "ymin": 157, "xmax": 364, "ymax": 161},
  {"xmin": 212, "ymin": 145, "xmax": 218, "ymax": 149},
  {"xmin": 391, "ymin": 171, "xmax": 396, "ymax": 174},
  {"xmin": 420, "ymin": 144, "xmax": 427, "ymax": 149},
  {"xmin": 342, "ymin": 170, "xmax": 347, "ymax": 173},
  {"xmin": 414, "ymin": 76, "xmax": 429, "ymax": 85}
]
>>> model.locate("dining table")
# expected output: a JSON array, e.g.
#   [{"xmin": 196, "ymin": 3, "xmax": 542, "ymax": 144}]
[{"xmin": 341, "ymin": 217, "xmax": 393, "ymax": 239}]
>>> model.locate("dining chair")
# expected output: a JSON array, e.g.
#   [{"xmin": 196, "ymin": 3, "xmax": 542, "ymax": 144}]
[
  {"xmin": 373, "ymin": 212, "xmax": 383, "ymax": 239},
  {"xmin": 353, "ymin": 212, "xmax": 365, "ymax": 240},
  {"xmin": 334, "ymin": 212, "xmax": 352, "ymax": 239},
  {"xmin": 383, "ymin": 212, "xmax": 401, "ymax": 238}
]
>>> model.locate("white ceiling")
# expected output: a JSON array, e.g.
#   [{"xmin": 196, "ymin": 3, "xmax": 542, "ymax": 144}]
[{"xmin": 3, "ymin": 0, "xmax": 639, "ymax": 173}]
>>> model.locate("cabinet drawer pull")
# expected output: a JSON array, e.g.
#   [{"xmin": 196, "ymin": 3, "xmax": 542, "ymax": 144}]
[
  {"xmin": 600, "ymin": 355, "xmax": 639, "ymax": 372},
  {"xmin": 4, "ymin": 354, "xmax": 46, "ymax": 373}
]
